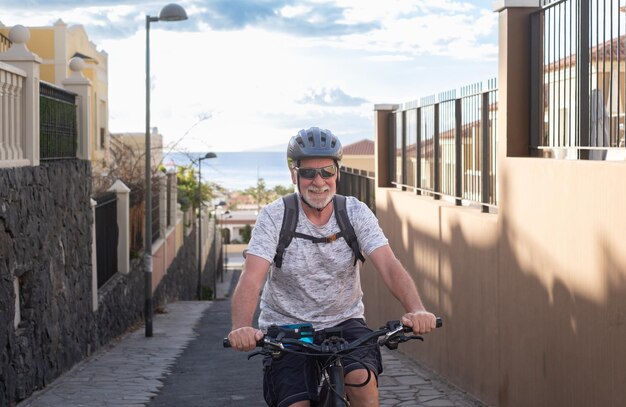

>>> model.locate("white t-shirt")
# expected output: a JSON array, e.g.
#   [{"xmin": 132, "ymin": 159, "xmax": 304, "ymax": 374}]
[{"xmin": 246, "ymin": 194, "xmax": 388, "ymax": 331}]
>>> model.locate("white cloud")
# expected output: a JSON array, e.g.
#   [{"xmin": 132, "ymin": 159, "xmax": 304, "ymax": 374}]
[
  {"xmin": 279, "ymin": 5, "xmax": 311, "ymax": 19},
  {"xmin": 363, "ymin": 54, "xmax": 414, "ymax": 62},
  {"xmin": 3, "ymin": 0, "xmax": 498, "ymax": 152},
  {"xmin": 325, "ymin": 2, "xmax": 497, "ymax": 60}
]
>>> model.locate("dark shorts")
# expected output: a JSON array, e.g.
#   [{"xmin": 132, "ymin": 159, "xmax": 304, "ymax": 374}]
[{"xmin": 262, "ymin": 318, "xmax": 383, "ymax": 407}]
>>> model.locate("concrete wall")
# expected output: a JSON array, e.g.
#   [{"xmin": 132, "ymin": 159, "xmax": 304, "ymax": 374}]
[
  {"xmin": 361, "ymin": 190, "xmax": 500, "ymax": 404},
  {"xmin": 363, "ymin": 156, "xmax": 626, "ymax": 407}
]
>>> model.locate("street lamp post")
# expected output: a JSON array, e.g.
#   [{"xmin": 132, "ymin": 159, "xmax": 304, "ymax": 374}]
[
  {"xmin": 197, "ymin": 152, "xmax": 217, "ymax": 300},
  {"xmin": 144, "ymin": 3, "xmax": 187, "ymax": 337}
]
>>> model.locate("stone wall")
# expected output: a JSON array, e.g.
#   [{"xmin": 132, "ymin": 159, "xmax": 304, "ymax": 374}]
[
  {"xmin": 154, "ymin": 230, "xmax": 198, "ymax": 305},
  {"xmin": 0, "ymin": 161, "xmax": 207, "ymax": 406},
  {"xmin": 94, "ymin": 257, "xmax": 144, "ymax": 347},
  {"xmin": 0, "ymin": 161, "xmax": 94, "ymax": 404}
]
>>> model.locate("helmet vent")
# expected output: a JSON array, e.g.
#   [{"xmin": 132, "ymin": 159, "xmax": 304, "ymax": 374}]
[
  {"xmin": 296, "ymin": 136, "xmax": 305, "ymax": 148},
  {"xmin": 308, "ymin": 134, "xmax": 315, "ymax": 146}
]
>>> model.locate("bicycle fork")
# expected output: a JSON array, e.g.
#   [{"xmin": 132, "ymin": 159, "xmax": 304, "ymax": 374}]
[{"xmin": 327, "ymin": 359, "xmax": 347, "ymax": 406}]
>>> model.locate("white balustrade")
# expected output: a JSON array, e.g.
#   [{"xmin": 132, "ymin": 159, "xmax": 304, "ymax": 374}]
[
  {"xmin": 0, "ymin": 24, "xmax": 41, "ymax": 168},
  {"xmin": 0, "ymin": 62, "xmax": 26, "ymax": 165}
]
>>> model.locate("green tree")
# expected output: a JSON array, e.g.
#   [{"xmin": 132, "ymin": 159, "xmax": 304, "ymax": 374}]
[
  {"xmin": 240, "ymin": 179, "xmax": 293, "ymax": 206},
  {"xmin": 273, "ymin": 184, "xmax": 293, "ymax": 197},
  {"xmin": 176, "ymin": 165, "xmax": 213, "ymax": 211},
  {"xmin": 241, "ymin": 224, "xmax": 252, "ymax": 243},
  {"xmin": 242, "ymin": 178, "xmax": 269, "ymax": 206}
]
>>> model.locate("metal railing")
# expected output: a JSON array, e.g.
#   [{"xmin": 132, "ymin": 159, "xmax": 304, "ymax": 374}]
[
  {"xmin": 166, "ymin": 174, "xmax": 172, "ymax": 228},
  {"xmin": 531, "ymin": 0, "xmax": 626, "ymax": 159},
  {"xmin": 151, "ymin": 179, "xmax": 160, "ymax": 243},
  {"xmin": 339, "ymin": 167, "xmax": 375, "ymax": 213},
  {"xmin": 95, "ymin": 191, "xmax": 118, "ymax": 288},
  {"xmin": 389, "ymin": 79, "xmax": 498, "ymax": 212},
  {"xmin": 40, "ymin": 81, "xmax": 78, "ymax": 160},
  {"xmin": 129, "ymin": 189, "xmax": 144, "ymax": 256}
]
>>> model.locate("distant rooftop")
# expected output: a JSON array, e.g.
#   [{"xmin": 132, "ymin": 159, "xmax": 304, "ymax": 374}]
[{"xmin": 343, "ymin": 139, "xmax": 374, "ymax": 156}]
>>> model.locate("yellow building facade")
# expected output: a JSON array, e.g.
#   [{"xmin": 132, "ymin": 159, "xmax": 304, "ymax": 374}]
[{"xmin": 1, "ymin": 19, "xmax": 110, "ymax": 170}]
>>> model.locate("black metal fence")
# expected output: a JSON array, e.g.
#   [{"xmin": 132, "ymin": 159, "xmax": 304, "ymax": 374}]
[
  {"xmin": 339, "ymin": 167, "xmax": 375, "ymax": 213},
  {"xmin": 389, "ymin": 79, "xmax": 498, "ymax": 212},
  {"xmin": 166, "ymin": 174, "xmax": 172, "ymax": 228},
  {"xmin": 129, "ymin": 189, "xmax": 144, "ymax": 256},
  {"xmin": 95, "ymin": 192, "xmax": 118, "ymax": 288},
  {"xmin": 152, "ymin": 179, "xmax": 160, "ymax": 243},
  {"xmin": 40, "ymin": 81, "xmax": 78, "ymax": 160},
  {"xmin": 531, "ymin": 0, "xmax": 626, "ymax": 159},
  {"xmin": 128, "ymin": 179, "xmax": 163, "ymax": 254}
]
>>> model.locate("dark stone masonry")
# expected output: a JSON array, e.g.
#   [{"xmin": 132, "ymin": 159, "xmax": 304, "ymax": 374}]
[
  {"xmin": 0, "ymin": 160, "xmax": 201, "ymax": 407},
  {"xmin": 0, "ymin": 160, "xmax": 94, "ymax": 405}
]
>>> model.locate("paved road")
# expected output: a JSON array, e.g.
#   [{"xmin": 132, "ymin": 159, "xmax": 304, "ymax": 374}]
[{"xmin": 19, "ymin": 268, "xmax": 486, "ymax": 407}]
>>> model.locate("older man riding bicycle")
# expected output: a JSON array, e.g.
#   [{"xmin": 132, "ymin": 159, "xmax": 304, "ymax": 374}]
[{"xmin": 227, "ymin": 127, "xmax": 437, "ymax": 407}]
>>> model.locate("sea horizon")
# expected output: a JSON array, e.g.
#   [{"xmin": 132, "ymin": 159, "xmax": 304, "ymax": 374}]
[{"xmin": 163, "ymin": 151, "xmax": 293, "ymax": 192}]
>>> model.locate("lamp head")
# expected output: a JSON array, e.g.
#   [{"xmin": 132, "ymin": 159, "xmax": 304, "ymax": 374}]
[
  {"xmin": 159, "ymin": 3, "xmax": 188, "ymax": 21},
  {"xmin": 204, "ymin": 152, "xmax": 217, "ymax": 159}
]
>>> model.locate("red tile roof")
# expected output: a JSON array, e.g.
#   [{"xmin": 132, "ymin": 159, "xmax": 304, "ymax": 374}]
[
  {"xmin": 546, "ymin": 35, "xmax": 626, "ymax": 72},
  {"xmin": 343, "ymin": 139, "xmax": 374, "ymax": 155}
]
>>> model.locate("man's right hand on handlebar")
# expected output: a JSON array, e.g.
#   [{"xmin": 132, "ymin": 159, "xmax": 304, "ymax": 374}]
[
  {"xmin": 228, "ymin": 327, "xmax": 264, "ymax": 351},
  {"xmin": 401, "ymin": 310, "xmax": 438, "ymax": 335}
]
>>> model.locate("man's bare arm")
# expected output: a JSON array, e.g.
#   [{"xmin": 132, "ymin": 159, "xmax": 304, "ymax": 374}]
[
  {"xmin": 228, "ymin": 254, "xmax": 270, "ymax": 351},
  {"xmin": 368, "ymin": 245, "xmax": 437, "ymax": 333}
]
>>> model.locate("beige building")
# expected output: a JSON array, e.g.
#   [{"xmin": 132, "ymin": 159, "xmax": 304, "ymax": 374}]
[
  {"xmin": 109, "ymin": 128, "xmax": 164, "ymax": 171},
  {"xmin": 341, "ymin": 138, "xmax": 375, "ymax": 174},
  {"xmin": 0, "ymin": 20, "xmax": 110, "ymax": 169}
]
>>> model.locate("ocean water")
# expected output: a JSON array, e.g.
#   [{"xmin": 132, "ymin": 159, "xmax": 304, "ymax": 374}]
[{"xmin": 164, "ymin": 151, "xmax": 293, "ymax": 191}]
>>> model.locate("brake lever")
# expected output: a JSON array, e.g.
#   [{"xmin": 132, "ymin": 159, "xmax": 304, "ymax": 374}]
[
  {"xmin": 381, "ymin": 321, "xmax": 404, "ymax": 344},
  {"xmin": 246, "ymin": 338, "xmax": 285, "ymax": 360}
]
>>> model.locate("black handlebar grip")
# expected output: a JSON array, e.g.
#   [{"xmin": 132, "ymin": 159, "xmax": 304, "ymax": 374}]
[
  {"xmin": 223, "ymin": 338, "xmax": 265, "ymax": 348},
  {"xmin": 436, "ymin": 317, "xmax": 443, "ymax": 328}
]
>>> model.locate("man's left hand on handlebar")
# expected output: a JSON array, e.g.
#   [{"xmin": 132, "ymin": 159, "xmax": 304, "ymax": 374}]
[{"xmin": 401, "ymin": 310, "xmax": 438, "ymax": 334}]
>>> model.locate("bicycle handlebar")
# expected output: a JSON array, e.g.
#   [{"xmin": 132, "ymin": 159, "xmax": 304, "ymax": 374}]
[
  {"xmin": 223, "ymin": 317, "xmax": 442, "ymax": 349},
  {"xmin": 223, "ymin": 337, "xmax": 264, "ymax": 348}
]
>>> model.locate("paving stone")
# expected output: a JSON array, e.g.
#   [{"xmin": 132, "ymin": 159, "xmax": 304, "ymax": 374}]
[
  {"xmin": 18, "ymin": 269, "xmax": 487, "ymax": 407},
  {"xmin": 421, "ymin": 399, "xmax": 456, "ymax": 407}
]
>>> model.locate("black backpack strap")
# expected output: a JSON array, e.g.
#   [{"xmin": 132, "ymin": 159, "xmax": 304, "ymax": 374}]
[
  {"xmin": 273, "ymin": 193, "xmax": 299, "ymax": 268},
  {"xmin": 294, "ymin": 231, "xmax": 340, "ymax": 244},
  {"xmin": 333, "ymin": 195, "xmax": 366, "ymax": 266}
]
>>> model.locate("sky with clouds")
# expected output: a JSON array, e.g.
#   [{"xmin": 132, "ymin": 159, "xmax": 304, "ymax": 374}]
[{"xmin": 1, "ymin": 0, "xmax": 498, "ymax": 152}]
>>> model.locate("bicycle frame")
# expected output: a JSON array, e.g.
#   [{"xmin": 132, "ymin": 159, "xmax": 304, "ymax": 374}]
[{"xmin": 323, "ymin": 358, "xmax": 346, "ymax": 406}]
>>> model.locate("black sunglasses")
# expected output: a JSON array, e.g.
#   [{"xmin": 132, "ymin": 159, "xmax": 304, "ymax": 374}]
[{"xmin": 296, "ymin": 165, "xmax": 337, "ymax": 179}]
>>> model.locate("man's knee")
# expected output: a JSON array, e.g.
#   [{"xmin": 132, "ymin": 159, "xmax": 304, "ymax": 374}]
[
  {"xmin": 345, "ymin": 369, "xmax": 379, "ymax": 406},
  {"xmin": 345, "ymin": 368, "xmax": 375, "ymax": 386}
]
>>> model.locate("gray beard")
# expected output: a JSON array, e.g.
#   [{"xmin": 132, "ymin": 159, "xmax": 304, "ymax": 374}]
[{"xmin": 302, "ymin": 189, "xmax": 334, "ymax": 209}]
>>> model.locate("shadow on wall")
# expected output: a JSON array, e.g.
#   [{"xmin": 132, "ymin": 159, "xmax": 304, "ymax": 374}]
[{"xmin": 362, "ymin": 173, "xmax": 626, "ymax": 407}]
